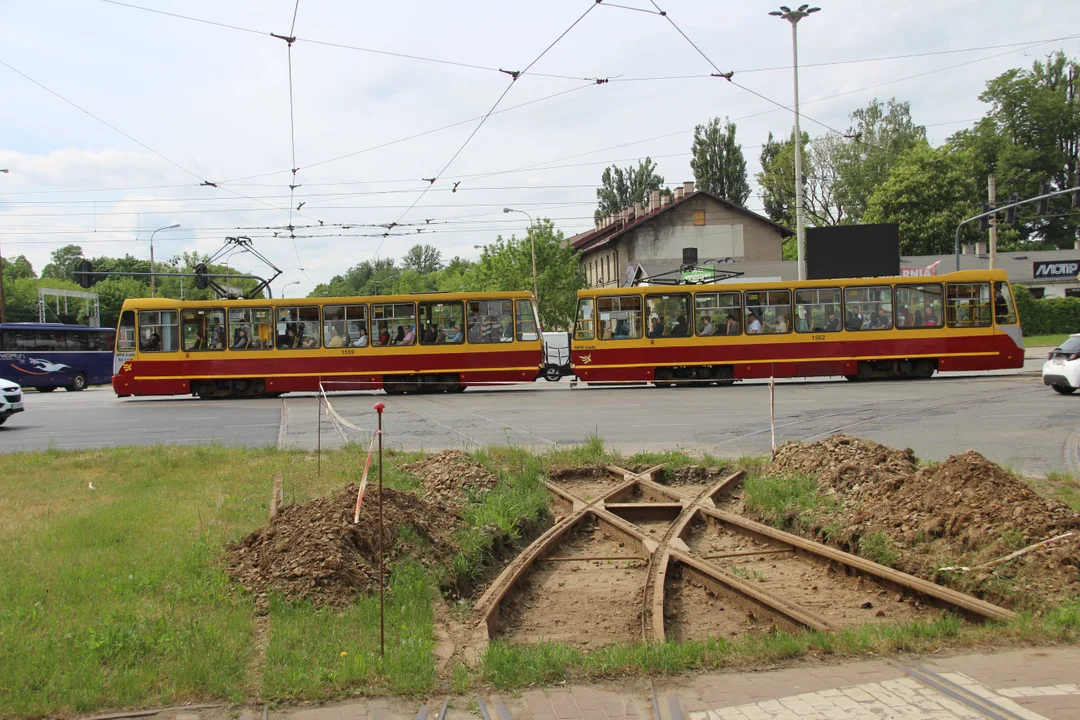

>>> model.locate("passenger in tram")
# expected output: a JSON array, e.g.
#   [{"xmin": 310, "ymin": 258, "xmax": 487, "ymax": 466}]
[
  {"xmin": 700, "ymin": 316, "xmax": 715, "ymax": 335},
  {"xmin": 913, "ymin": 308, "xmax": 924, "ymax": 327},
  {"xmin": 923, "ymin": 304, "xmax": 939, "ymax": 326},
  {"xmin": 614, "ymin": 318, "xmax": 631, "ymax": 338},
  {"xmin": 352, "ymin": 327, "xmax": 369, "ymax": 347},
  {"xmin": 191, "ymin": 330, "xmax": 208, "ymax": 350},
  {"xmin": 327, "ymin": 325, "xmax": 344, "ymax": 348},
  {"xmin": 725, "ymin": 314, "xmax": 739, "ymax": 335},
  {"xmin": 447, "ymin": 324, "xmax": 463, "ymax": 343},
  {"xmin": 649, "ymin": 315, "xmax": 664, "ymax": 338},
  {"xmin": 845, "ymin": 305, "xmax": 863, "ymax": 331},
  {"xmin": 796, "ymin": 312, "xmax": 809, "ymax": 333},
  {"xmin": 994, "ymin": 287, "xmax": 1009, "ymax": 321},
  {"xmin": 377, "ymin": 325, "xmax": 390, "ymax": 346},
  {"xmin": 301, "ymin": 326, "xmax": 318, "ymax": 348},
  {"xmin": 209, "ymin": 317, "xmax": 226, "ymax": 349},
  {"xmin": 774, "ymin": 311, "xmax": 789, "ymax": 333},
  {"xmin": 871, "ymin": 308, "xmax": 892, "ymax": 330},
  {"xmin": 232, "ymin": 327, "xmax": 250, "ymax": 350},
  {"xmin": 143, "ymin": 331, "xmax": 162, "ymax": 351},
  {"xmin": 671, "ymin": 315, "xmax": 689, "ymax": 336},
  {"xmin": 402, "ymin": 324, "xmax": 416, "ymax": 345},
  {"xmin": 393, "ymin": 325, "xmax": 406, "ymax": 344},
  {"xmin": 824, "ymin": 311, "xmax": 841, "ymax": 332},
  {"xmin": 277, "ymin": 328, "xmax": 295, "ymax": 349},
  {"xmin": 747, "ymin": 312, "xmax": 762, "ymax": 334}
]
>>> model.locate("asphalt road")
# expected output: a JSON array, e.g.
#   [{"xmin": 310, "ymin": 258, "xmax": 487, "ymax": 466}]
[{"xmin": 1, "ymin": 360, "xmax": 1076, "ymax": 476}]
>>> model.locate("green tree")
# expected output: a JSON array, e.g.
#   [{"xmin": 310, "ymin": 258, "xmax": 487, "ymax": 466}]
[
  {"xmin": 401, "ymin": 244, "xmax": 443, "ymax": 275},
  {"xmin": 89, "ymin": 277, "xmax": 150, "ymax": 327},
  {"xmin": 595, "ymin": 158, "xmax": 665, "ymax": 223},
  {"xmin": 40, "ymin": 245, "xmax": 85, "ymax": 281},
  {"xmin": 954, "ymin": 52, "xmax": 1080, "ymax": 248},
  {"xmin": 469, "ymin": 219, "xmax": 584, "ymax": 329},
  {"xmin": 836, "ymin": 98, "xmax": 926, "ymax": 222},
  {"xmin": 756, "ymin": 129, "xmax": 810, "ymax": 230},
  {"xmin": 1, "ymin": 254, "xmax": 35, "ymax": 281},
  {"xmin": 691, "ymin": 117, "xmax": 750, "ymax": 205},
  {"xmin": 863, "ymin": 141, "xmax": 982, "ymax": 255},
  {"xmin": 2, "ymin": 277, "xmax": 85, "ymax": 323}
]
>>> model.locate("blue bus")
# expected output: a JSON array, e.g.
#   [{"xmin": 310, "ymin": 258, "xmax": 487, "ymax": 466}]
[{"xmin": 0, "ymin": 323, "xmax": 116, "ymax": 392}]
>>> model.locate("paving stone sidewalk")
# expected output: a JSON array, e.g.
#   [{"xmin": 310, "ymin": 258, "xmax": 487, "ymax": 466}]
[{"xmin": 105, "ymin": 646, "xmax": 1080, "ymax": 720}]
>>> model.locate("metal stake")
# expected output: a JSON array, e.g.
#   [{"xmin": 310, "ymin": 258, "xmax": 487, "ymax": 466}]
[
  {"xmin": 374, "ymin": 401, "xmax": 386, "ymax": 657},
  {"xmin": 769, "ymin": 366, "xmax": 777, "ymax": 460},
  {"xmin": 317, "ymin": 395, "xmax": 322, "ymax": 477}
]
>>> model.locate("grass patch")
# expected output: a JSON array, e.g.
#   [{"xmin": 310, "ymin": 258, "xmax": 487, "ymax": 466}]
[
  {"xmin": 1045, "ymin": 472, "xmax": 1080, "ymax": 511},
  {"xmin": 741, "ymin": 472, "xmax": 836, "ymax": 528},
  {"xmin": 1023, "ymin": 333, "xmax": 1070, "ymax": 348},
  {"xmin": 858, "ymin": 532, "xmax": 899, "ymax": 567},
  {"xmin": 479, "ymin": 603, "xmax": 1080, "ymax": 689},
  {"xmin": 261, "ymin": 562, "xmax": 435, "ymax": 699}
]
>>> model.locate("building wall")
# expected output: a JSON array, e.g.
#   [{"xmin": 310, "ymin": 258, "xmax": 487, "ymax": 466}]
[{"xmin": 581, "ymin": 195, "xmax": 785, "ymax": 287}]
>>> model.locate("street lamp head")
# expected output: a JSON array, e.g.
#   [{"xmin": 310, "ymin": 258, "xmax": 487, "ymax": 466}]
[
  {"xmin": 502, "ymin": 207, "xmax": 513, "ymax": 213},
  {"xmin": 780, "ymin": 5, "xmax": 791, "ymax": 11},
  {"xmin": 166, "ymin": 223, "xmax": 180, "ymax": 229},
  {"xmin": 0, "ymin": 169, "xmax": 8, "ymax": 174},
  {"xmin": 768, "ymin": 10, "xmax": 783, "ymax": 15},
  {"xmin": 807, "ymin": 6, "xmax": 820, "ymax": 12}
]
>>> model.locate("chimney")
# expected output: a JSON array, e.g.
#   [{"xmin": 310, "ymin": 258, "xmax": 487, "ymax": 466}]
[
  {"xmin": 684, "ymin": 181, "xmax": 695, "ymax": 194},
  {"xmin": 661, "ymin": 192, "xmax": 672, "ymax": 207},
  {"xmin": 634, "ymin": 201, "xmax": 644, "ymax": 218},
  {"xmin": 650, "ymin": 189, "xmax": 661, "ymax": 211},
  {"xmin": 674, "ymin": 186, "xmax": 684, "ymax": 200}
]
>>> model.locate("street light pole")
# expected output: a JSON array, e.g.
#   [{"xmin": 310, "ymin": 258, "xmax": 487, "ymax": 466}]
[
  {"xmin": 282, "ymin": 281, "xmax": 300, "ymax": 297},
  {"xmin": 770, "ymin": 5, "xmax": 819, "ymax": 282},
  {"xmin": 0, "ymin": 169, "xmax": 9, "ymax": 324},
  {"xmin": 149, "ymin": 223, "xmax": 180, "ymax": 297},
  {"xmin": 503, "ymin": 207, "xmax": 539, "ymax": 307}
]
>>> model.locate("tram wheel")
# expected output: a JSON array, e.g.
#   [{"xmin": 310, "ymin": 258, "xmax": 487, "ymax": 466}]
[{"xmin": 543, "ymin": 365, "xmax": 563, "ymax": 382}]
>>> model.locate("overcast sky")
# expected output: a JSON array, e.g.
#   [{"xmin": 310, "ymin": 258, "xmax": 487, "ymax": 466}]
[{"xmin": 1, "ymin": 0, "xmax": 1078, "ymax": 296}]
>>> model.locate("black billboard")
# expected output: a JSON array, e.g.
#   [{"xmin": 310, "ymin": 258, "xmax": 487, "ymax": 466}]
[
  {"xmin": 806, "ymin": 224, "xmax": 900, "ymax": 280},
  {"xmin": 1033, "ymin": 260, "xmax": 1080, "ymax": 279}
]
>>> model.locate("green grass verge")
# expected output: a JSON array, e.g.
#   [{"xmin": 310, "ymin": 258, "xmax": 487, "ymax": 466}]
[
  {"xmin": 1044, "ymin": 472, "xmax": 1080, "ymax": 511},
  {"xmin": 473, "ymin": 603, "xmax": 1080, "ymax": 689},
  {"xmin": 741, "ymin": 472, "xmax": 837, "ymax": 528},
  {"xmin": 1023, "ymin": 333, "xmax": 1070, "ymax": 347}
]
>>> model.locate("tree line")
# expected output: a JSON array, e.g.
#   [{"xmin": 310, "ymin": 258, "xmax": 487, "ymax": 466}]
[{"xmin": 594, "ymin": 51, "xmax": 1080, "ymax": 257}]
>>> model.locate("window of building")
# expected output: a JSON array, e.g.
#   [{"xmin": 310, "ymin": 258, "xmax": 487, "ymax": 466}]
[
  {"xmin": 1066, "ymin": 288, "xmax": 1080, "ymax": 299},
  {"xmin": 371, "ymin": 303, "xmax": 417, "ymax": 346},
  {"xmin": 515, "ymin": 299, "xmax": 539, "ymax": 341},
  {"xmin": 118, "ymin": 310, "xmax": 136, "ymax": 353},
  {"xmin": 466, "ymin": 299, "xmax": 513, "ymax": 343},
  {"xmin": 695, "ymin": 292, "xmax": 741, "ymax": 336},
  {"xmin": 1028, "ymin": 287, "xmax": 1046, "ymax": 299},
  {"xmin": 646, "ymin": 294, "xmax": 692, "ymax": 337},
  {"xmin": 995, "ymin": 282, "xmax": 1019, "ymax": 323},
  {"xmin": 597, "ymin": 295, "xmax": 643, "ymax": 340},
  {"xmin": 895, "ymin": 284, "xmax": 943, "ymax": 329},
  {"xmin": 744, "ymin": 290, "xmax": 792, "ymax": 334},
  {"xmin": 693, "ymin": 209, "xmax": 706, "ymax": 226},
  {"xmin": 323, "ymin": 305, "xmax": 367, "ymax": 348},
  {"xmin": 795, "ymin": 288, "xmax": 842, "ymax": 333},
  {"xmin": 946, "ymin": 283, "xmax": 992, "ymax": 328},
  {"xmin": 276, "ymin": 306, "xmax": 321, "ymax": 349},
  {"xmin": 227, "ymin": 308, "xmax": 272, "ymax": 350},
  {"xmin": 575, "ymin": 297, "xmax": 595, "ymax": 340},
  {"xmin": 419, "ymin": 301, "xmax": 464, "ymax": 344},
  {"xmin": 182, "ymin": 308, "xmax": 226, "ymax": 351},
  {"xmin": 139, "ymin": 310, "xmax": 179, "ymax": 352},
  {"xmin": 842, "ymin": 286, "xmax": 892, "ymax": 331}
]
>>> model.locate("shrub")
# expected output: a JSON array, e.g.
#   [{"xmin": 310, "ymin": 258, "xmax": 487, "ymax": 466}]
[{"xmin": 1013, "ymin": 284, "xmax": 1080, "ymax": 336}]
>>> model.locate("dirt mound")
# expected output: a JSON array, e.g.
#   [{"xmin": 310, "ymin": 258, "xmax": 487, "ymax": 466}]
[
  {"xmin": 223, "ymin": 484, "xmax": 459, "ymax": 607},
  {"xmin": 402, "ymin": 450, "xmax": 499, "ymax": 507},
  {"xmin": 770, "ymin": 435, "xmax": 916, "ymax": 499},
  {"xmin": 764, "ymin": 436, "xmax": 1080, "ymax": 609}
]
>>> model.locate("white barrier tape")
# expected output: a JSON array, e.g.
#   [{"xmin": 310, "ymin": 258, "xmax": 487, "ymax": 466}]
[
  {"xmin": 318, "ymin": 384, "xmax": 373, "ymax": 434},
  {"xmin": 354, "ymin": 428, "xmax": 382, "ymax": 524}
]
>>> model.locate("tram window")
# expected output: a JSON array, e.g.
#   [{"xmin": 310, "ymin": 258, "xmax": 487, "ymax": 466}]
[
  {"xmin": 371, "ymin": 303, "xmax": 417, "ymax": 346},
  {"xmin": 841, "ymin": 286, "xmax": 892, "ymax": 331},
  {"xmin": 276, "ymin": 306, "xmax": 321, "ymax": 349},
  {"xmin": 575, "ymin": 297, "xmax": 595, "ymax": 340},
  {"xmin": 795, "ymin": 288, "xmax": 842, "ymax": 333},
  {"xmin": 894, "ymin": 284, "xmax": 943, "ymax": 329},
  {"xmin": 646, "ymin": 294, "xmax": 692, "ymax": 337},
  {"xmin": 118, "ymin": 310, "xmax": 136, "ymax": 353},
  {"xmin": 324, "ymin": 305, "xmax": 367, "ymax": 348},
  {"xmin": 695, "ymin": 292, "xmax": 741, "ymax": 336},
  {"xmin": 466, "ymin": 300, "xmax": 513, "ymax": 344},
  {"xmin": 596, "ymin": 295, "xmax": 643, "ymax": 340},
  {"xmin": 229, "ymin": 308, "xmax": 272, "ymax": 350},
  {"xmin": 946, "ymin": 283, "xmax": 992, "ymax": 328},
  {"xmin": 182, "ymin": 309, "xmax": 226, "ymax": 351},
  {"xmin": 994, "ymin": 282, "xmax": 1018, "ymax": 325},
  {"xmin": 418, "ymin": 301, "xmax": 464, "ymax": 344},
  {"xmin": 138, "ymin": 310, "xmax": 179, "ymax": 352},
  {"xmin": 515, "ymin": 300, "xmax": 539, "ymax": 341},
  {"xmin": 744, "ymin": 290, "xmax": 792, "ymax": 334}
]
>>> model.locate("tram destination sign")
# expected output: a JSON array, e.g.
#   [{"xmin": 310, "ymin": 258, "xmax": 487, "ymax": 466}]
[{"xmin": 1032, "ymin": 260, "xmax": 1080, "ymax": 279}]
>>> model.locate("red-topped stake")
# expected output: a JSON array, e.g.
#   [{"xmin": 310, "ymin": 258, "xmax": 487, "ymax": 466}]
[{"xmin": 374, "ymin": 401, "xmax": 385, "ymax": 657}]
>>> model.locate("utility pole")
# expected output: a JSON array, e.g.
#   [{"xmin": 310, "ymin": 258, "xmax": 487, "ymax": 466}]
[
  {"xmin": 988, "ymin": 174, "xmax": 998, "ymax": 270},
  {"xmin": 0, "ymin": 168, "xmax": 8, "ymax": 323}
]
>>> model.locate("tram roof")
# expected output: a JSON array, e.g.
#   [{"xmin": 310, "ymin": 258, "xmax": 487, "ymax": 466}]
[{"xmin": 120, "ymin": 289, "xmax": 536, "ymax": 311}]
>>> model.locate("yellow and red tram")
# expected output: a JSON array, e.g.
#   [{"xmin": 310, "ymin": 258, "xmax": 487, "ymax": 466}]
[
  {"xmin": 569, "ymin": 269, "xmax": 1024, "ymax": 384},
  {"xmin": 111, "ymin": 291, "xmax": 543, "ymax": 398}
]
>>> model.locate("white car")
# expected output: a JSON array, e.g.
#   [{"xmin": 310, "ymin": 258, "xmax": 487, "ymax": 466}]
[
  {"xmin": 1042, "ymin": 334, "xmax": 1080, "ymax": 395},
  {"xmin": 0, "ymin": 378, "xmax": 24, "ymax": 426}
]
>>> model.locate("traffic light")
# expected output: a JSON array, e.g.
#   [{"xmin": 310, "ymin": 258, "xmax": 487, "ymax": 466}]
[
  {"xmin": 75, "ymin": 260, "xmax": 93, "ymax": 289},
  {"xmin": 979, "ymin": 203, "xmax": 991, "ymax": 232},
  {"xmin": 194, "ymin": 264, "xmax": 209, "ymax": 290},
  {"xmin": 1006, "ymin": 192, "xmax": 1019, "ymax": 225},
  {"xmin": 1038, "ymin": 182, "xmax": 1051, "ymax": 215}
]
